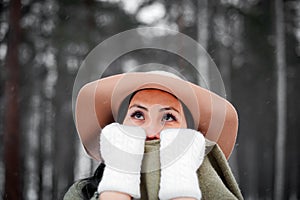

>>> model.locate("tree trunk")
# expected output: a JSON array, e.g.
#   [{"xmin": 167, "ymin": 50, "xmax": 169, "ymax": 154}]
[
  {"xmin": 197, "ymin": 0, "xmax": 210, "ymax": 87},
  {"xmin": 3, "ymin": 0, "xmax": 21, "ymax": 199},
  {"xmin": 274, "ymin": 0, "xmax": 287, "ymax": 199}
]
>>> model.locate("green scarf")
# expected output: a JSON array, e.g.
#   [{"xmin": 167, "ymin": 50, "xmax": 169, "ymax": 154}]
[
  {"xmin": 64, "ymin": 140, "xmax": 243, "ymax": 200},
  {"xmin": 140, "ymin": 140, "xmax": 243, "ymax": 200}
]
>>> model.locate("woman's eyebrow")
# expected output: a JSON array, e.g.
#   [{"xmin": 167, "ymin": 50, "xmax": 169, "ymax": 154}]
[
  {"xmin": 129, "ymin": 104, "xmax": 148, "ymax": 111},
  {"xmin": 159, "ymin": 107, "xmax": 179, "ymax": 113}
]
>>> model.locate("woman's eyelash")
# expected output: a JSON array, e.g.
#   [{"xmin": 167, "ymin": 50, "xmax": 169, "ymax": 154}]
[
  {"xmin": 130, "ymin": 111, "xmax": 144, "ymax": 119},
  {"xmin": 130, "ymin": 110, "xmax": 177, "ymax": 121},
  {"xmin": 163, "ymin": 113, "xmax": 177, "ymax": 121}
]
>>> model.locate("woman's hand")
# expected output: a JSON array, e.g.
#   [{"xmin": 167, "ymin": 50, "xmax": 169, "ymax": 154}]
[{"xmin": 99, "ymin": 191, "xmax": 131, "ymax": 200}]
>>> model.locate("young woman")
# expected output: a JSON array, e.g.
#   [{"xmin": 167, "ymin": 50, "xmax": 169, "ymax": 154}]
[{"xmin": 64, "ymin": 71, "xmax": 243, "ymax": 200}]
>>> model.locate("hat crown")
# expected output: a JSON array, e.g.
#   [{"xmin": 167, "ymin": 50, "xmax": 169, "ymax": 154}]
[{"xmin": 145, "ymin": 70, "xmax": 183, "ymax": 80}]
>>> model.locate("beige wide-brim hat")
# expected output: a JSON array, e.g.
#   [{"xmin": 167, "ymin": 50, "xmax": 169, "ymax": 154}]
[{"xmin": 75, "ymin": 71, "xmax": 238, "ymax": 161}]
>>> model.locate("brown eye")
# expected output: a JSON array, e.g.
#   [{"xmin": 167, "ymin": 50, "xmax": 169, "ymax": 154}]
[
  {"xmin": 131, "ymin": 111, "xmax": 144, "ymax": 120},
  {"xmin": 162, "ymin": 113, "xmax": 177, "ymax": 122}
]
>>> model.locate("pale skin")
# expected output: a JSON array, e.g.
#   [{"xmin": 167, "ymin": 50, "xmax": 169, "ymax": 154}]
[{"xmin": 99, "ymin": 89, "xmax": 195, "ymax": 200}]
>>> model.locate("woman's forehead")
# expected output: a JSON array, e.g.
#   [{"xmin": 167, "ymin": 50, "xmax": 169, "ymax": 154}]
[{"xmin": 129, "ymin": 89, "xmax": 182, "ymax": 109}]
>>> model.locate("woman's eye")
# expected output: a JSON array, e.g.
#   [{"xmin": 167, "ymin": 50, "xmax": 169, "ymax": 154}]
[
  {"xmin": 131, "ymin": 111, "xmax": 144, "ymax": 120},
  {"xmin": 162, "ymin": 113, "xmax": 177, "ymax": 122}
]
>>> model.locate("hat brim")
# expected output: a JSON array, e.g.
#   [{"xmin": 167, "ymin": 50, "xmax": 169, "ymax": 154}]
[{"xmin": 75, "ymin": 72, "xmax": 238, "ymax": 161}]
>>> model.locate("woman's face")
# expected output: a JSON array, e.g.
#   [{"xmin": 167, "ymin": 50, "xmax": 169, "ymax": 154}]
[{"xmin": 123, "ymin": 89, "xmax": 187, "ymax": 140}]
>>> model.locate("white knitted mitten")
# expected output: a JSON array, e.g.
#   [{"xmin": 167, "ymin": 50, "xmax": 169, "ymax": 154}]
[
  {"xmin": 97, "ymin": 123, "xmax": 146, "ymax": 198},
  {"xmin": 159, "ymin": 128, "xmax": 205, "ymax": 200}
]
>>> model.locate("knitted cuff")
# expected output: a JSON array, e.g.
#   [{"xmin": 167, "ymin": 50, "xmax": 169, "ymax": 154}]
[{"xmin": 97, "ymin": 166, "xmax": 141, "ymax": 198}]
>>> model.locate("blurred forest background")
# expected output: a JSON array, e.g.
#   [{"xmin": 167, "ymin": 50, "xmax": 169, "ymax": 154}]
[{"xmin": 0, "ymin": 0, "xmax": 300, "ymax": 199}]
